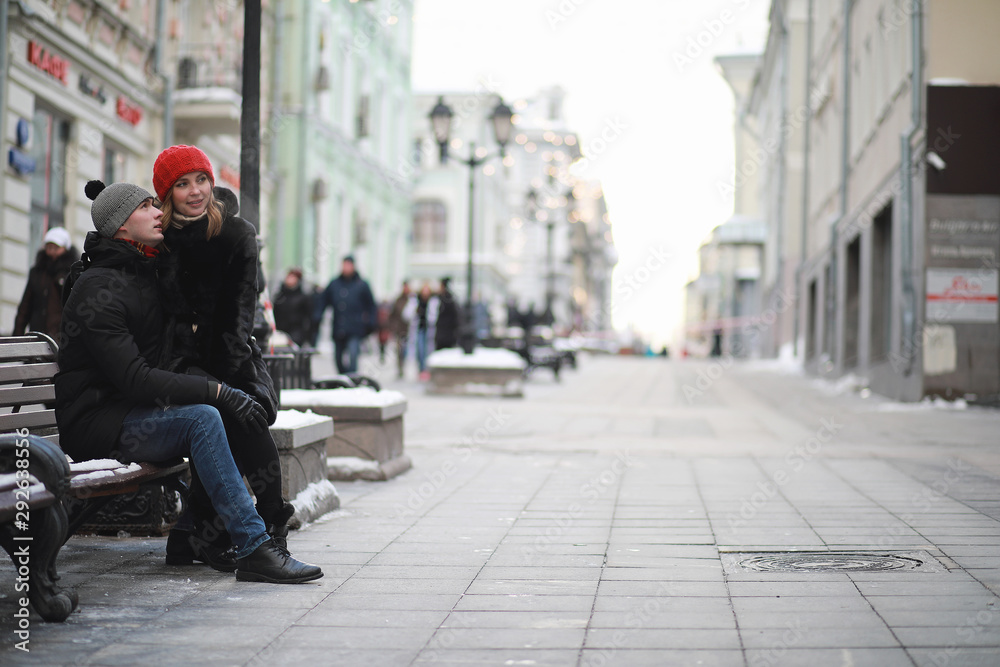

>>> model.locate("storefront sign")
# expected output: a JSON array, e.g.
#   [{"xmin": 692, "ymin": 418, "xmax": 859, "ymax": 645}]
[
  {"xmin": 8, "ymin": 149, "xmax": 36, "ymax": 175},
  {"xmin": 926, "ymin": 268, "xmax": 999, "ymax": 323},
  {"xmin": 116, "ymin": 97, "xmax": 143, "ymax": 125},
  {"xmin": 219, "ymin": 165, "xmax": 241, "ymax": 189},
  {"xmin": 27, "ymin": 41, "xmax": 68, "ymax": 85},
  {"xmin": 79, "ymin": 75, "xmax": 108, "ymax": 104}
]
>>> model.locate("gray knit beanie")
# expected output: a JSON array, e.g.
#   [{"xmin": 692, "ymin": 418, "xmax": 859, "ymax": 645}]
[{"xmin": 84, "ymin": 180, "xmax": 154, "ymax": 238}]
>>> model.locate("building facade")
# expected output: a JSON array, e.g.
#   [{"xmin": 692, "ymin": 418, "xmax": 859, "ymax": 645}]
[
  {"xmin": 1, "ymin": 0, "xmax": 166, "ymax": 330},
  {"xmin": 716, "ymin": 0, "xmax": 1000, "ymax": 402},
  {"xmin": 270, "ymin": 0, "xmax": 413, "ymax": 301},
  {"xmin": 686, "ymin": 52, "xmax": 766, "ymax": 358},
  {"xmin": 410, "ymin": 90, "xmax": 512, "ymax": 318}
]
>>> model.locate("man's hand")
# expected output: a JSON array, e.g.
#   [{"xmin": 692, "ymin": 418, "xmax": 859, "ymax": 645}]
[{"xmin": 212, "ymin": 383, "xmax": 268, "ymax": 434}]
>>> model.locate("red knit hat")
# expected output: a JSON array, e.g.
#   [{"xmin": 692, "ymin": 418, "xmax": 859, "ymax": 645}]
[{"xmin": 152, "ymin": 145, "xmax": 214, "ymax": 202}]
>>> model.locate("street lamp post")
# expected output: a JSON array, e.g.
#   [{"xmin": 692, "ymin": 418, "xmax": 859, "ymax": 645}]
[
  {"xmin": 429, "ymin": 96, "xmax": 513, "ymax": 354},
  {"xmin": 528, "ymin": 187, "xmax": 575, "ymax": 326}
]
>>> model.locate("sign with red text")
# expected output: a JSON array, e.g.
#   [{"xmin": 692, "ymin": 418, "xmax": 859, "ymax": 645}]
[
  {"xmin": 926, "ymin": 268, "xmax": 998, "ymax": 323},
  {"xmin": 27, "ymin": 41, "xmax": 68, "ymax": 85}
]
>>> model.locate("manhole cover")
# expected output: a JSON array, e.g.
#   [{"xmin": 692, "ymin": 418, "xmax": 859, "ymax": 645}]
[{"xmin": 721, "ymin": 551, "xmax": 945, "ymax": 574}]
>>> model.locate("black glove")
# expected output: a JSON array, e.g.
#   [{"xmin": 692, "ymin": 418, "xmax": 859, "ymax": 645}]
[{"xmin": 210, "ymin": 382, "xmax": 268, "ymax": 434}]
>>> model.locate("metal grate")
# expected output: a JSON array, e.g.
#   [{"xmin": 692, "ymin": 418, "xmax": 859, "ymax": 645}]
[{"xmin": 725, "ymin": 551, "xmax": 944, "ymax": 573}]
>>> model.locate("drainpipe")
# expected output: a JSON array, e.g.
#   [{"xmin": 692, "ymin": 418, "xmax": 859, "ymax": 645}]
[
  {"xmin": 296, "ymin": 0, "xmax": 310, "ymax": 273},
  {"xmin": 898, "ymin": 0, "xmax": 923, "ymax": 376},
  {"xmin": 794, "ymin": 0, "xmax": 814, "ymax": 359},
  {"xmin": 828, "ymin": 0, "xmax": 852, "ymax": 370},
  {"xmin": 269, "ymin": 0, "xmax": 285, "ymax": 283},
  {"xmin": 774, "ymin": 0, "xmax": 789, "ymax": 356},
  {"xmin": 154, "ymin": 0, "xmax": 173, "ymax": 148}
]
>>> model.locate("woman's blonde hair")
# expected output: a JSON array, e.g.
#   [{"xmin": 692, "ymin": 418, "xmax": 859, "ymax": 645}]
[{"xmin": 159, "ymin": 181, "xmax": 225, "ymax": 239}]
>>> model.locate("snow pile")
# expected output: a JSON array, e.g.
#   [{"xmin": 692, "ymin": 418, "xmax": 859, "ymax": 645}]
[
  {"xmin": 69, "ymin": 459, "xmax": 140, "ymax": 473},
  {"xmin": 281, "ymin": 388, "xmax": 406, "ymax": 408},
  {"xmin": 326, "ymin": 456, "xmax": 385, "ymax": 481},
  {"xmin": 875, "ymin": 396, "xmax": 969, "ymax": 412},
  {"xmin": 291, "ymin": 479, "xmax": 339, "ymax": 520},
  {"xmin": 428, "ymin": 347, "xmax": 525, "ymax": 370},
  {"xmin": 272, "ymin": 409, "xmax": 331, "ymax": 429}
]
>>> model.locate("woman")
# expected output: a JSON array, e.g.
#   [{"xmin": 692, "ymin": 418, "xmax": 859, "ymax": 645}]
[
  {"xmin": 152, "ymin": 145, "xmax": 293, "ymax": 569},
  {"xmin": 405, "ymin": 282, "xmax": 438, "ymax": 380}
]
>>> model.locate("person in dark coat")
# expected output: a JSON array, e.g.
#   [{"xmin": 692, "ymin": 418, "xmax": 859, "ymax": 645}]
[
  {"xmin": 387, "ymin": 280, "xmax": 411, "ymax": 378},
  {"xmin": 12, "ymin": 227, "xmax": 79, "ymax": 338},
  {"xmin": 434, "ymin": 276, "xmax": 460, "ymax": 350},
  {"xmin": 273, "ymin": 268, "xmax": 313, "ymax": 347},
  {"xmin": 56, "ymin": 179, "xmax": 320, "ymax": 583},
  {"xmin": 314, "ymin": 255, "xmax": 377, "ymax": 374},
  {"xmin": 153, "ymin": 144, "xmax": 292, "ymax": 567}
]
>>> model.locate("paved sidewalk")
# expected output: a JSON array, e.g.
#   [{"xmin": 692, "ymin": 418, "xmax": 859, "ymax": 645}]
[{"xmin": 3, "ymin": 354, "xmax": 1000, "ymax": 666}]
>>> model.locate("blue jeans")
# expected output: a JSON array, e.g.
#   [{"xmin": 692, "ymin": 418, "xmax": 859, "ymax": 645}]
[
  {"xmin": 334, "ymin": 335, "xmax": 361, "ymax": 374},
  {"xmin": 118, "ymin": 404, "xmax": 269, "ymax": 559},
  {"xmin": 415, "ymin": 329, "xmax": 429, "ymax": 371}
]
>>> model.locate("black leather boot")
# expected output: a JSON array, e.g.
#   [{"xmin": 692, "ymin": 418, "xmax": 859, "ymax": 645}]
[
  {"xmin": 165, "ymin": 528, "xmax": 237, "ymax": 572},
  {"xmin": 236, "ymin": 539, "xmax": 323, "ymax": 584},
  {"xmin": 261, "ymin": 502, "xmax": 296, "ymax": 551}
]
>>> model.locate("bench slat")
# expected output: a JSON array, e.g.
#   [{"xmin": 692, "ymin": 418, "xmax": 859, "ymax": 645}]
[
  {"xmin": 0, "ymin": 341, "xmax": 56, "ymax": 361},
  {"xmin": 0, "ymin": 362, "xmax": 60, "ymax": 383},
  {"xmin": 69, "ymin": 461, "xmax": 188, "ymax": 498},
  {"xmin": 0, "ymin": 384, "xmax": 56, "ymax": 407},
  {"xmin": 0, "ymin": 484, "xmax": 56, "ymax": 523},
  {"xmin": 0, "ymin": 409, "xmax": 57, "ymax": 431}
]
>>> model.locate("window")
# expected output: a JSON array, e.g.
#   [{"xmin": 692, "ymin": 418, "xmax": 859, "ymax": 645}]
[
  {"xmin": 29, "ymin": 105, "xmax": 70, "ymax": 253},
  {"xmin": 412, "ymin": 199, "xmax": 447, "ymax": 253},
  {"xmin": 103, "ymin": 143, "xmax": 127, "ymax": 184}
]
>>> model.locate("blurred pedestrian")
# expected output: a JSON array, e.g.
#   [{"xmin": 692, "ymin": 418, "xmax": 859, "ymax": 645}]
[
  {"xmin": 376, "ymin": 299, "xmax": 391, "ymax": 363},
  {"xmin": 434, "ymin": 276, "xmax": 460, "ymax": 351},
  {"xmin": 407, "ymin": 282, "xmax": 438, "ymax": 380},
  {"xmin": 314, "ymin": 255, "xmax": 377, "ymax": 374},
  {"xmin": 273, "ymin": 268, "xmax": 313, "ymax": 347},
  {"xmin": 388, "ymin": 280, "xmax": 411, "ymax": 378},
  {"xmin": 13, "ymin": 227, "xmax": 79, "ymax": 338}
]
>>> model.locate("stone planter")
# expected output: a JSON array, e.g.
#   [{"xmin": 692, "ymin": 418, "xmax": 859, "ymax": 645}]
[
  {"xmin": 280, "ymin": 389, "xmax": 411, "ymax": 481},
  {"xmin": 426, "ymin": 347, "xmax": 526, "ymax": 398},
  {"xmin": 270, "ymin": 410, "xmax": 340, "ymax": 525}
]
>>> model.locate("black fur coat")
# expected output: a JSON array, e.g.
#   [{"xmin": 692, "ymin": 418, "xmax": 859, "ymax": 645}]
[{"xmin": 159, "ymin": 187, "xmax": 277, "ymax": 421}]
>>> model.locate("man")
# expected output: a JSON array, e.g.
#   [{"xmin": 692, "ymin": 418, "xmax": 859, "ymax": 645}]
[
  {"xmin": 387, "ymin": 280, "xmax": 412, "ymax": 378},
  {"xmin": 314, "ymin": 255, "xmax": 377, "ymax": 374},
  {"xmin": 13, "ymin": 227, "xmax": 79, "ymax": 338},
  {"xmin": 56, "ymin": 180, "xmax": 322, "ymax": 584}
]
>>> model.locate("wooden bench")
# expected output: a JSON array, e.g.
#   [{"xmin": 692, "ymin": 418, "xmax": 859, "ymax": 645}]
[{"xmin": 1, "ymin": 333, "xmax": 189, "ymax": 621}]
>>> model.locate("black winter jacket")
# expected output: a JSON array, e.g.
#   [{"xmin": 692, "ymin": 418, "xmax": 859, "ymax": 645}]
[
  {"xmin": 273, "ymin": 284, "xmax": 314, "ymax": 347},
  {"xmin": 159, "ymin": 188, "xmax": 277, "ymax": 421},
  {"xmin": 434, "ymin": 288, "xmax": 460, "ymax": 350},
  {"xmin": 54, "ymin": 233, "xmax": 210, "ymax": 461},
  {"xmin": 316, "ymin": 272, "xmax": 377, "ymax": 339},
  {"xmin": 13, "ymin": 246, "xmax": 80, "ymax": 337}
]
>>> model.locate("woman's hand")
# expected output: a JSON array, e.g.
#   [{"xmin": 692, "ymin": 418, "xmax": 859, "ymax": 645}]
[{"xmin": 211, "ymin": 382, "xmax": 269, "ymax": 434}]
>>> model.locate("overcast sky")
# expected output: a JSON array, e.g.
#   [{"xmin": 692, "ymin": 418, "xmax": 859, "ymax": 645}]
[{"xmin": 411, "ymin": 0, "xmax": 772, "ymax": 348}]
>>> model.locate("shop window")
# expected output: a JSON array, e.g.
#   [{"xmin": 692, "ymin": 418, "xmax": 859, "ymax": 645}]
[
  {"xmin": 412, "ymin": 199, "xmax": 447, "ymax": 253},
  {"xmin": 29, "ymin": 105, "xmax": 70, "ymax": 253}
]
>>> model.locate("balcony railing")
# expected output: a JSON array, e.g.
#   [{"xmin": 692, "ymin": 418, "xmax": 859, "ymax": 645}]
[{"xmin": 173, "ymin": 43, "xmax": 243, "ymax": 92}]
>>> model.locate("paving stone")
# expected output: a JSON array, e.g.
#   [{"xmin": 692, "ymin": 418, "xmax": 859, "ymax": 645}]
[{"xmin": 4, "ymin": 356, "xmax": 1000, "ymax": 665}]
